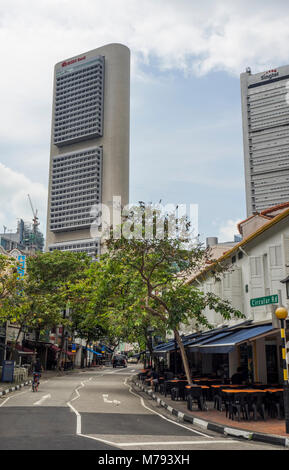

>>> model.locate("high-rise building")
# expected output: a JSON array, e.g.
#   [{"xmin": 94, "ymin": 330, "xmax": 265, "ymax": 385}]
[
  {"xmin": 240, "ymin": 65, "xmax": 289, "ymax": 216},
  {"xmin": 46, "ymin": 43, "xmax": 130, "ymax": 257}
]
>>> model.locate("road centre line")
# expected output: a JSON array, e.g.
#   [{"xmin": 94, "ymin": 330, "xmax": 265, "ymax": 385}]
[
  {"xmin": 124, "ymin": 378, "xmax": 214, "ymax": 439},
  {"xmin": 66, "ymin": 381, "xmax": 122, "ymax": 449}
]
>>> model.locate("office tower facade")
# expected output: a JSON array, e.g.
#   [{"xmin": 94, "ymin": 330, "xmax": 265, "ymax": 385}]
[
  {"xmin": 46, "ymin": 44, "xmax": 130, "ymax": 257},
  {"xmin": 240, "ymin": 65, "xmax": 289, "ymax": 216}
]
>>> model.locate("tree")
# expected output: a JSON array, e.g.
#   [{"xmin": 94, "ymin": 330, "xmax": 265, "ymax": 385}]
[
  {"xmin": 0, "ymin": 254, "xmax": 23, "ymax": 307},
  {"xmin": 105, "ymin": 203, "xmax": 245, "ymax": 384},
  {"xmin": 65, "ymin": 261, "xmax": 107, "ymax": 360},
  {"xmin": 0, "ymin": 254, "xmax": 26, "ymax": 358},
  {"xmin": 2, "ymin": 251, "xmax": 91, "ymax": 362},
  {"xmin": 66, "ymin": 254, "xmax": 165, "ymax": 363}
]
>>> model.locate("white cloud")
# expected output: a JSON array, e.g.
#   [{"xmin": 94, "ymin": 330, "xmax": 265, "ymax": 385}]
[
  {"xmin": 0, "ymin": 0, "xmax": 287, "ymax": 145},
  {"xmin": 0, "ymin": 0, "xmax": 288, "ymax": 239},
  {"xmin": 218, "ymin": 219, "xmax": 242, "ymax": 242},
  {"xmin": 0, "ymin": 163, "xmax": 47, "ymax": 235}
]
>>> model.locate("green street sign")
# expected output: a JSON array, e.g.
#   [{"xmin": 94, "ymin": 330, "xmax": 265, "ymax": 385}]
[{"xmin": 250, "ymin": 294, "xmax": 278, "ymax": 307}]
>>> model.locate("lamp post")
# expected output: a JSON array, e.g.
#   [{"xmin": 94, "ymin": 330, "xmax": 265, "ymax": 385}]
[{"xmin": 275, "ymin": 306, "xmax": 289, "ymax": 433}]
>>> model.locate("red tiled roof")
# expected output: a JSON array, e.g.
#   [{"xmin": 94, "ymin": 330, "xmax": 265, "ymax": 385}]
[
  {"xmin": 237, "ymin": 201, "xmax": 289, "ymax": 234},
  {"xmin": 188, "ymin": 206, "xmax": 289, "ymax": 284},
  {"xmin": 260, "ymin": 201, "xmax": 289, "ymax": 216}
]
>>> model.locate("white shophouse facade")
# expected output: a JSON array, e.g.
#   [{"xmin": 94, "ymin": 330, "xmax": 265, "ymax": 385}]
[{"xmin": 187, "ymin": 207, "xmax": 289, "ymax": 384}]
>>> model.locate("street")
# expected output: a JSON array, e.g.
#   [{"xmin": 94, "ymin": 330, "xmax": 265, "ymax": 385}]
[{"xmin": 0, "ymin": 365, "xmax": 285, "ymax": 451}]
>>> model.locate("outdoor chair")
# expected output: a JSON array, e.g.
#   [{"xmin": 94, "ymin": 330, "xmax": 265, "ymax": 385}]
[
  {"xmin": 186, "ymin": 386, "xmax": 206, "ymax": 411},
  {"xmin": 158, "ymin": 380, "xmax": 165, "ymax": 394},
  {"xmin": 164, "ymin": 381, "xmax": 177, "ymax": 397},
  {"xmin": 220, "ymin": 391, "xmax": 246, "ymax": 420},
  {"xmin": 212, "ymin": 387, "xmax": 224, "ymax": 411},
  {"xmin": 246, "ymin": 392, "xmax": 266, "ymax": 421},
  {"xmin": 228, "ymin": 393, "xmax": 249, "ymax": 421},
  {"xmin": 266, "ymin": 391, "xmax": 284, "ymax": 420},
  {"xmin": 171, "ymin": 382, "xmax": 187, "ymax": 401}
]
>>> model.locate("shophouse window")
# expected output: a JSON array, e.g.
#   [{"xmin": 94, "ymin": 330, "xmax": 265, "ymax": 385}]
[
  {"xmin": 269, "ymin": 245, "xmax": 282, "ymax": 267},
  {"xmin": 250, "ymin": 257, "xmax": 261, "ymax": 276}
]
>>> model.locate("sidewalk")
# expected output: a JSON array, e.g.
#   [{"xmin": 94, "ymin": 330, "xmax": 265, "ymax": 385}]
[
  {"xmin": 0, "ymin": 365, "xmax": 104, "ymax": 395},
  {"xmin": 133, "ymin": 378, "xmax": 289, "ymax": 448}
]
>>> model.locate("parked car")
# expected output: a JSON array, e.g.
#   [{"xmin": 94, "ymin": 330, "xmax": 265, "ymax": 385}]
[{"xmin": 112, "ymin": 355, "xmax": 127, "ymax": 368}]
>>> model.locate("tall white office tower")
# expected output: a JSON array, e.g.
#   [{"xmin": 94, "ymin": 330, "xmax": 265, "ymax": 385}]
[
  {"xmin": 240, "ymin": 66, "xmax": 289, "ymax": 216},
  {"xmin": 46, "ymin": 44, "xmax": 130, "ymax": 257}
]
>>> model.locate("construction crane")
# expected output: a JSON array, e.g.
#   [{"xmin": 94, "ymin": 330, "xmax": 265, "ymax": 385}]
[
  {"xmin": 27, "ymin": 194, "xmax": 40, "ymax": 249},
  {"xmin": 27, "ymin": 194, "xmax": 39, "ymax": 229}
]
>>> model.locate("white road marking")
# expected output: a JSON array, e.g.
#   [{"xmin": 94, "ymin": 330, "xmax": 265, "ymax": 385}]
[
  {"xmin": 66, "ymin": 370, "xmax": 242, "ymax": 450},
  {"xmin": 118, "ymin": 439, "xmax": 241, "ymax": 447},
  {"xmin": 0, "ymin": 397, "xmax": 11, "ymax": 407},
  {"xmin": 33, "ymin": 394, "xmax": 51, "ymax": 406},
  {"xmin": 67, "ymin": 401, "xmax": 82, "ymax": 434},
  {"xmin": 67, "ymin": 388, "xmax": 122, "ymax": 449},
  {"xmin": 124, "ymin": 378, "xmax": 213, "ymax": 439},
  {"xmin": 102, "ymin": 394, "xmax": 121, "ymax": 405},
  {"xmin": 0, "ymin": 390, "xmax": 30, "ymax": 407}
]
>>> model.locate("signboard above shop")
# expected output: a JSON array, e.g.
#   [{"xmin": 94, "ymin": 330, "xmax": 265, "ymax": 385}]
[{"xmin": 250, "ymin": 294, "xmax": 278, "ymax": 307}]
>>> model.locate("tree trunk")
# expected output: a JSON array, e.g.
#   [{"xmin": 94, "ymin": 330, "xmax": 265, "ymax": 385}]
[
  {"xmin": 57, "ymin": 326, "xmax": 65, "ymax": 370},
  {"xmin": 9, "ymin": 326, "xmax": 23, "ymax": 361},
  {"xmin": 146, "ymin": 334, "xmax": 154, "ymax": 368},
  {"xmin": 174, "ymin": 328, "xmax": 192, "ymax": 385}
]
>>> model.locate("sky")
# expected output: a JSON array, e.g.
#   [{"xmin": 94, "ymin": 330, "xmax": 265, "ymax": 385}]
[{"xmin": 1, "ymin": 0, "xmax": 289, "ymax": 243}]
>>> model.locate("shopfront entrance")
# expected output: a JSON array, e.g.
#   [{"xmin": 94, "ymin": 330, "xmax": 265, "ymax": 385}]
[{"xmin": 265, "ymin": 343, "xmax": 279, "ymax": 384}]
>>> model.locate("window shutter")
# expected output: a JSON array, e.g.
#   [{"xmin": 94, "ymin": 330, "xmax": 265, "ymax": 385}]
[
  {"xmin": 231, "ymin": 267, "xmax": 243, "ymax": 312},
  {"xmin": 222, "ymin": 273, "xmax": 232, "ymax": 301},
  {"xmin": 249, "ymin": 256, "xmax": 264, "ymax": 298},
  {"xmin": 269, "ymin": 245, "xmax": 284, "ymax": 282}
]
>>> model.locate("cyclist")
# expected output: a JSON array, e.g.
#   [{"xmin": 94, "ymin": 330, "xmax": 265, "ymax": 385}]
[{"xmin": 32, "ymin": 358, "xmax": 42, "ymax": 391}]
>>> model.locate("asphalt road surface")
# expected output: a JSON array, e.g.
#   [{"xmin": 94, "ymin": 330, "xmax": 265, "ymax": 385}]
[{"xmin": 0, "ymin": 365, "xmax": 285, "ymax": 451}]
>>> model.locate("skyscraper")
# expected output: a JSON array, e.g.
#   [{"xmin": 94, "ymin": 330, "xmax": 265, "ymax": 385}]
[
  {"xmin": 46, "ymin": 44, "xmax": 130, "ymax": 257},
  {"xmin": 240, "ymin": 65, "xmax": 289, "ymax": 216}
]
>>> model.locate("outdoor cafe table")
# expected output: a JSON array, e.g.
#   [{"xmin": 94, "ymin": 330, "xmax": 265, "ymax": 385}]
[
  {"xmin": 221, "ymin": 388, "xmax": 267, "ymax": 421},
  {"xmin": 164, "ymin": 379, "xmax": 188, "ymax": 397},
  {"xmin": 138, "ymin": 369, "xmax": 151, "ymax": 381},
  {"xmin": 210, "ymin": 384, "xmax": 248, "ymax": 389},
  {"xmin": 193, "ymin": 378, "xmax": 224, "ymax": 385}
]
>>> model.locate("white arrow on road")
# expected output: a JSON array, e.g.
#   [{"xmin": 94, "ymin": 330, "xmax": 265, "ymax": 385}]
[
  {"xmin": 102, "ymin": 394, "xmax": 120, "ymax": 405},
  {"xmin": 33, "ymin": 394, "xmax": 51, "ymax": 406}
]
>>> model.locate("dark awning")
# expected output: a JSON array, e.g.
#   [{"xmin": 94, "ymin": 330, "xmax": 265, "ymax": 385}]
[
  {"xmin": 16, "ymin": 344, "xmax": 35, "ymax": 353},
  {"xmin": 152, "ymin": 321, "xmax": 256, "ymax": 354},
  {"xmin": 153, "ymin": 327, "xmax": 232, "ymax": 354},
  {"xmin": 193, "ymin": 324, "xmax": 275, "ymax": 354},
  {"xmin": 100, "ymin": 345, "xmax": 114, "ymax": 354}
]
